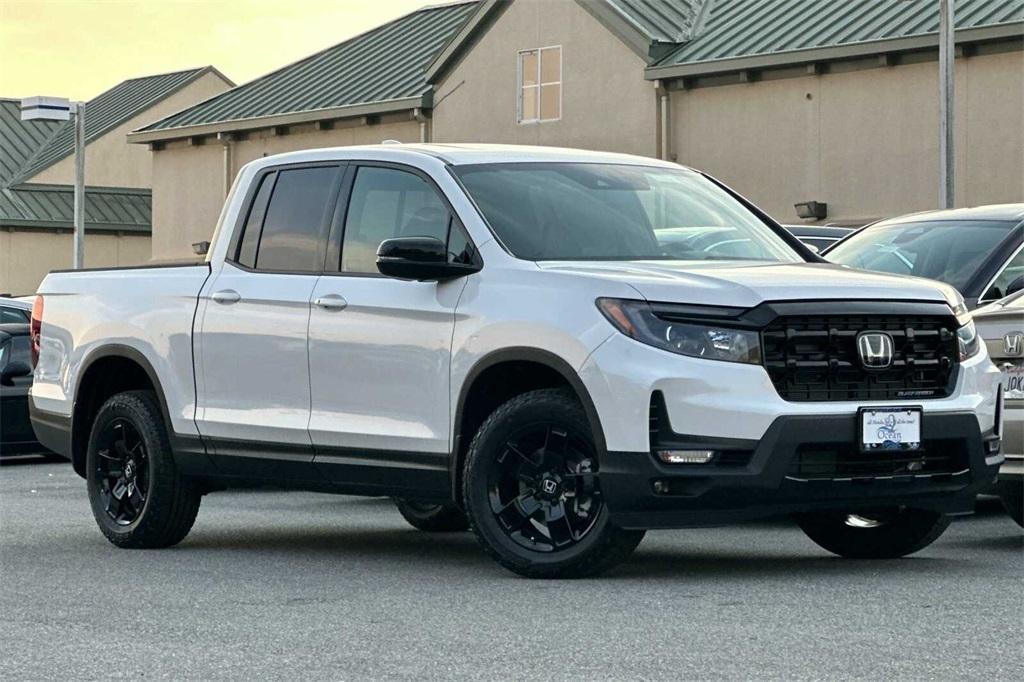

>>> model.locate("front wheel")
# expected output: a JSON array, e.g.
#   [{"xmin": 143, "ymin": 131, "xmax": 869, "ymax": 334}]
[
  {"xmin": 462, "ymin": 388, "xmax": 644, "ymax": 578},
  {"xmin": 795, "ymin": 507, "xmax": 950, "ymax": 559},
  {"xmin": 86, "ymin": 390, "xmax": 201, "ymax": 548}
]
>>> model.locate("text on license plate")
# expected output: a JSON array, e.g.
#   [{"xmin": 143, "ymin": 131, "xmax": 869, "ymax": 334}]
[
  {"xmin": 1001, "ymin": 363, "xmax": 1024, "ymax": 400},
  {"xmin": 861, "ymin": 408, "xmax": 922, "ymax": 451}
]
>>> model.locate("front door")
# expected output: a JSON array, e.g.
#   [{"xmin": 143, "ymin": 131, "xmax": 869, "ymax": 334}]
[
  {"xmin": 196, "ymin": 163, "xmax": 343, "ymax": 479},
  {"xmin": 307, "ymin": 164, "xmax": 473, "ymax": 495}
]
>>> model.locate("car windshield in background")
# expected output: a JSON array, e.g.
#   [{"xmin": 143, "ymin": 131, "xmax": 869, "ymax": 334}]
[
  {"xmin": 453, "ymin": 163, "xmax": 801, "ymax": 263},
  {"xmin": 826, "ymin": 220, "xmax": 1017, "ymax": 292}
]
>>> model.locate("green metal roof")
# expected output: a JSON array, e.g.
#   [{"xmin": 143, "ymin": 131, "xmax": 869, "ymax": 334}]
[
  {"xmin": 606, "ymin": 0, "xmax": 704, "ymax": 43},
  {"xmin": 0, "ymin": 184, "xmax": 151, "ymax": 233},
  {"xmin": 135, "ymin": 2, "xmax": 478, "ymax": 140},
  {"xmin": 650, "ymin": 0, "xmax": 1024, "ymax": 74},
  {"xmin": 13, "ymin": 67, "xmax": 228, "ymax": 182},
  {"xmin": 0, "ymin": 100, "xmax": 62, "ymax": 185}
]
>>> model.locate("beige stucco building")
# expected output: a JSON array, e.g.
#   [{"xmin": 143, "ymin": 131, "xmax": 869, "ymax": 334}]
[
  {"xmin": 132, "ymin": 0, "xmax": 1024, "ymax": 262},
  {"xmin": 0, "ymin": 67, "xmax": 233, "ymax": 294}
]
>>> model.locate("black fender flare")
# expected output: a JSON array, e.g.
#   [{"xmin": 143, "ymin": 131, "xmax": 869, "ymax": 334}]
[
  {"xmin": 449, "ymin": 347, "xmax": 607, "ymax": 498},
  {"xmin": 71, "ymin": 345, "xmax": 182, "ymax": 477}
]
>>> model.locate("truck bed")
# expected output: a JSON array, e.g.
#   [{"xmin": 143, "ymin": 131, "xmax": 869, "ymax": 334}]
[{"xmin": 32, "ymin": 263, "xmax": 212, "ymax": 440}]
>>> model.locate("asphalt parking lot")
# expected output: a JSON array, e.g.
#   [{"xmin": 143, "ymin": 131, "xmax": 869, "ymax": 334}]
[{"xmin": 1, "ymin": 458, "xmax": 1021, "ymax": 681}]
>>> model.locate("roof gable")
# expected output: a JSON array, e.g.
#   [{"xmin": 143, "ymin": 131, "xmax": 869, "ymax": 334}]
[
  {"xmin": 427, "ymin": 0, "xmax": 705, "ymax": 82},
  {"xmin": 135, "ymin": 2, "xmax": 478, "ymax": 140},
  {"xmin": 12, "ymin": 66, "xmax": 229, "ymax": 183}
]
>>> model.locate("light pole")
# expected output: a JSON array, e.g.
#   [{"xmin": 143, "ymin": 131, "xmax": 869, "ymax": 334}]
[
  {"xmin": 21, "ymin": 96, "xmax": 86, "ymax": 269},
  {"xmin": 938, "ymin": 0, "xmax": 955, "ymax": 209}
]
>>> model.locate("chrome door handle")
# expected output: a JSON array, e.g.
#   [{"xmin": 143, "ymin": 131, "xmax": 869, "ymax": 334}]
[
  {"xmin": 211, "ymin": 289, "xmax": 241, "ymax": 304},
  {"xmin": 313, "ymin": 294, "xmax": 348, "ymax": 311}
]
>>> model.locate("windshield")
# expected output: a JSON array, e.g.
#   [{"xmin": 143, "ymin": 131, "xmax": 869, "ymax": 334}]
[
  {"xmin": 826, "ymin": 220, "xmax": 1017, "ymax": 292},
  {"xmin": 453, "ymin": 163, "xmax": 801, "ymax": 263}
]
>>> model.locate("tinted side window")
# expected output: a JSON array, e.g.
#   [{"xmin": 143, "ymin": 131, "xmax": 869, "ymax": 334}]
[
  {"xmin": 341, "ymin": 167, "xmax": 451, "ymax": 274},
  {"xmin": 9, "ymin": 336, "xmax": 30, "ymax": 365},
  {"xmin": 983, "ymin": 246, "xmax": 1024, "ymax": 301},
  {"xmin": 0, "ymin": 306, "xmax": 29, "ymax": 324},
  {"xmin": 236, "ymin": 173, "xmax": 275, "ymax": 268},
  {"xmin": 0, "ymin": 335, "xmax": 30, "ymax": 367},
  {"xmin": 254, "ymin": 166, "xmax": 339, "ymax": 272}
]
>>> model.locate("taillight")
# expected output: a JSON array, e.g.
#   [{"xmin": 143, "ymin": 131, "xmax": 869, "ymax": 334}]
[{"xmin": 30, "ymin": 295, "xmax": 42, "ymax": 367}]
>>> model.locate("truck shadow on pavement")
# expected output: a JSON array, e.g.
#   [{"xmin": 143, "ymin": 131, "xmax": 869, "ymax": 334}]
[{"xmin": 175, "ymin": 516, "xmax": 1021, "ymax": 582}]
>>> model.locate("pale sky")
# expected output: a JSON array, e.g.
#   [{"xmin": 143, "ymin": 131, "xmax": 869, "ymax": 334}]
[{"xmin": 0, "ymin": 0, "xmax": 438, "ymax": 100}]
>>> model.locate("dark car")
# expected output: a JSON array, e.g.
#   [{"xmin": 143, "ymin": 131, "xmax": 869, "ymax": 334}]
[
  {"xmin": 0, "ymin": 296, "xmax": 32, "ymax": 324},
  {"xmin": 823, "ymin": 202, "xmax": 1024, "ymax": 307},
  {"xmin": 783, "ymin": 224, "xmax": 855, "ymax": 252},
  {"xmin": 1, "ymin": 323, "xmax": 41, "ymax": 456},
  {"xmin": 823, "ymin": 204, "xmax": 1024, "ymax": 308}
]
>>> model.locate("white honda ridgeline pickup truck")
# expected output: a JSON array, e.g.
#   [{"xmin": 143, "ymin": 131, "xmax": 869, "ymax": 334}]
[{"xmin": 30, "ymin": 144, "xmax": 1004, "ymax": 578}]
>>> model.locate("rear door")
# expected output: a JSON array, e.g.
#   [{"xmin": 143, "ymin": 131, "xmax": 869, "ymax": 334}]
[
  {"xmin": 307, "ymin": 163, "xmax": 475, "ymax": 495},
  {"xmin": 195, "ymin": 162, "xmax": 343, "ymax": 479}
]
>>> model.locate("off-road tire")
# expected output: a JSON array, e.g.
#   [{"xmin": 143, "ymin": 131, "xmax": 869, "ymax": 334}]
[
  {"xmin": 86, "ymin": 390, "xmax": 201, "ymax": 548},
  {"xmin": 795, "ymin": 508, "xmax": 950, "ymax": 559},
  {"xmin": 394, "ymin": 499, "xmax": 469, "ymax": 532},
  {"xmin": 462, "ymin": 388, "xmax": 644, "ymax": 578}
]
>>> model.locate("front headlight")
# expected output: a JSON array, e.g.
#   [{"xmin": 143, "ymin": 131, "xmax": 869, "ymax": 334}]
[
  {"xmin": 957, "ymin": 319, "xmax": 981, "ymax": 360},
  {"xmin": 597, "ymin": 298, "xmax": 762, "ymax": 364}
]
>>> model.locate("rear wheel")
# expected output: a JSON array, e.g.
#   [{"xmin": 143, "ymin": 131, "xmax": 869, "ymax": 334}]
[
  {"xmin": 86, "ymin": 390, "xmax": 201, "ymax": 548},
  {"xmin": 393, "ymin": 499, "xmax": 469, "ymax": 532},
  {"xmin": 462, "ymin": 388, "xmax": 644, "ymax": 578},
  {"xmin": 795, "ymin": 507, "xmax": 950, "ymax": 559}
]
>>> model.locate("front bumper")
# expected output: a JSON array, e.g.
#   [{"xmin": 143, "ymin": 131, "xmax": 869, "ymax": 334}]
[{"xmin": 602, "ymin": 412, "xmax": 1002, "ymax": 529}]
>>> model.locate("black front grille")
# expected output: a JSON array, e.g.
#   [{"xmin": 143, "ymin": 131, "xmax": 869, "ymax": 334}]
[
  {"xmin": 790, "ymin": 440, "xmax": 968, "ymax": 479},
  {"xmin": 762, "ymin": 315, "xmax": 958, "ymax": 402}
]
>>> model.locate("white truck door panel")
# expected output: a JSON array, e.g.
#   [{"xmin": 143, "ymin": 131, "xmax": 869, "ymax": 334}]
[
  {"xmin": 194, "ymin": 163, "xmax": 343, "ymax": 472},
  {"xmin": 196, "ymin": 265, "xmax": 319, "ymax": 447},
  {"xmin": 307, "ymin": 276, "xmax": 463, "ymax": 456},
  {"xmin": 306, "ymin": 164, "xmax": 469, "ymax": 492}
]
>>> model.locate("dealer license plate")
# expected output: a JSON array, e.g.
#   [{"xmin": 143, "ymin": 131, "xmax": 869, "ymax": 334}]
[
  {"xmin": 860, "ymin": 407, "xmax": 922, "ymax": 452},
  {"xmin": 1001, "ymin": 361, "xmax": 1024, "ymax": 400}
]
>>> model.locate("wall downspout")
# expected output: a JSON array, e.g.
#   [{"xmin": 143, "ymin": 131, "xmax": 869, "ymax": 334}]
[
  {"xmin": 413, "ymin": 108, "xmax": 429, "ymax": 143},
  {"xmin": 217, "ymin": 132, "xmax": 233, "ymax": 198},
  {"xmin": 656, "ymin": 80, "xmax": 671, "ymax": 161}
]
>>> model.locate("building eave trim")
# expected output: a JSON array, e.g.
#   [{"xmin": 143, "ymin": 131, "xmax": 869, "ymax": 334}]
[
  {"xmin": 0, "ymin": 219, "xmax": 151, "ymax": 233},
  {"xmin": 127, "ymin": 95, "xmax": 428, "ymax": 144},
  {"xmin": 644, "ymin": 21, "xmax": 1024, "ymax": 80}
]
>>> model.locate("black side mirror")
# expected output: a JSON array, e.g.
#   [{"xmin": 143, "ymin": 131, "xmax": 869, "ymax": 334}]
[
  {"xmin": 1006, "ymin": 275, "xmax": 1024, "ymax": 297},
  {"xmin": 1, "ymin": 359, "xmax": 32, "ymax": 384},
  {"xmin": 376, "ymin": 236, "xmax": 480, "ymax": 281}
]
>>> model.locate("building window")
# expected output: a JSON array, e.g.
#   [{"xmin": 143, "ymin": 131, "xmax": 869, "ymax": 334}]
[{"xmin": 518, "ymin": 46, "xmax": 561, "ymax": 123}]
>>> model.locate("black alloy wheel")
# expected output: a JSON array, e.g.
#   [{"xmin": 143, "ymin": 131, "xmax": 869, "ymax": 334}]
[
  {"xmin": 463, "ymin": 388, "xmax": 644, "ymax": 578},
  {"xmin": 488, "ymin": 423, "xmax": 601, "ymax": 552},
  {"xmin": 86, "ymin": 390, "xmax": 201, "ymax": 548},
  {"xmin": 94, "ymin": 418, "xmax": 150, "ymax": 525}
]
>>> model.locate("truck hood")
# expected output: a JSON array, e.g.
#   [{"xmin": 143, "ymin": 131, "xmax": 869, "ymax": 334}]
[{"xmin": 535, "ymin": 260, "xmax": 961, "ymax": 309}]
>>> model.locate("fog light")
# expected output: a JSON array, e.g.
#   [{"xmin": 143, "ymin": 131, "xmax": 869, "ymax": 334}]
[
  {"xmin": 986, "ymin": 438, "xmax": 1001, "ymax": 455},
  {"xmin": 656, "ymin": 449, "xmax": 715, "ymax": 464}
]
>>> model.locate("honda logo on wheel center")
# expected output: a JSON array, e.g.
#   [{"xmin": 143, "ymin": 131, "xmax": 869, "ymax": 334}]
[{"xmin": 857, "ymin": 332, "xmax": 895, "ymax": 369}]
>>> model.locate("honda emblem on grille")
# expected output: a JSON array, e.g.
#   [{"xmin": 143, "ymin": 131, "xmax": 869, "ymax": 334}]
[
  {"xmin": 856, "ymin": 332, "xmax": 894, "ymax": 369},
  {"xmin": 1004, "ymin": 332, "xmax": 1023, "ymax": 356}
]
